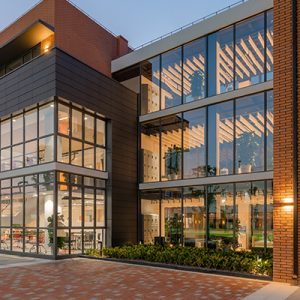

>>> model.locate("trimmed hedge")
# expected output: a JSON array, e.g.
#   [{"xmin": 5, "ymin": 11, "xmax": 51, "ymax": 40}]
[{"xmin": 87, "ymin": 245, "xmax": 272, "ymax": 276}]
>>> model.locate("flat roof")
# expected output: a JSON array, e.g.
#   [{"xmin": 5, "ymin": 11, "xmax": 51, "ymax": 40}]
[{"xmin": 112, "ymin": 0, "xmax": 273, "ymax": 73}]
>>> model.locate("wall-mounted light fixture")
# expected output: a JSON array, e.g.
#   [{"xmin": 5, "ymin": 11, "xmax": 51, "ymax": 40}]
[
  {"xmin": 283, "ymin": 197, "xmax": 294, "ymax": 204},
  {"xmin": 44, "ymin": 44, "xmax": 50, "ymax": 53}
]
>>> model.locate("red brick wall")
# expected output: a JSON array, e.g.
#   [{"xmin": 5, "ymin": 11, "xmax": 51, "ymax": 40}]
[
  {"xmin": 0, "ymin": 0, "xmax": 130, "ymax": 77},
  {"xmin": 273, "ymin": 0, "xmax": 298, "ymax": 284}
]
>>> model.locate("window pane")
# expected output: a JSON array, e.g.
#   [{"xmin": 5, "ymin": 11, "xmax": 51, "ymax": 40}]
[
  {"xmin": 236, "ymin": 181, "xmax": 265, "ymax": 250},
  {"xmin": 57, "ymin": 136, "xmax": 70, "ymax": 164},
  {"xmin": 141, "ymin": 120, "xmax": 160, "ymax": 182},
  {"xmin": 84, "ymin": 114, "xmax": 94, "ymax": 143},
  {"xmin": 71, "ymin": 186, "xmax": 82, "ymax": 227},
  {"xmin": 208, "ymin": 26, "xmax": 234, "ymax": 96},
  {"xmin": 236, "ymin": 93, "xmax": 264, "ymax": 173},
  {"xmin": 39, "ymin": 186, "xmax": 54, "ymax": 228},
  {"xmin": 161, "ymin": 188, "xmax": 182, "ymax": 246},
  {"xmin": 183, "ymin": 37, "xmax": 206, "ymax": 103},
  {"xmin": 267, "ymin": 91, "xmax": 274, "ymax": 170},
  {"xmin": 161, "ymin": 48, "xmax": 182, "ymax": 109},
  {"xmin": 266, "ymin": 10, "xmax": 274, "ymax": 81},
  {"xmin": 1, "ymin": 148, "xmax": 11, "ymax": 171},
  {"xmin": 235, "ymin": 14, "xmax": 265, "ymax": 89},
  {"xmin": 141, "ymin": 56, "xmax": 160, "ymax": 114},
  {"xmin": 96, "ymin": 147, "xmax": 105, "ymax": 171},
  {"xmin": 96, "ymin": 119, "xmax": 105, "ymax": 146},
  {"xmin": 1, "ymin": 119, "xmax": 11, "ymax": 148},
  {"xmin": 183, "ymin": 186, "xmax": 206, "ymax": 247},
  {"xmin": 207, "ymin": 184, "xmax": 234, "ymax": 248},
  {"xmin": 84, "ymin": 143, "xmax": 94, "ymax": 169},
  {"xmin": 71, "ymin": 140, "xmax": 82, "ymax": 166},
  {"xmin": 72, "ymin": 109, "xmax": 82, "ymax": 139},
  {"xmin": 208, "ymin": 101, "xmax": 234, "ymax": 176},
  {"xmin": 12, "ymin": 115, "xmax": 23, "ymax": 145},
  {"xmin": 39, "ymin": 103, "xmax": 54, "ymax": 137},
  {"xmin": 141, "ymin": 191, "xmax": 160, "ymax": 244},
  {"xmin": 12, "ymin": 187, "xmax": 23, "ymax": 227},
  {"xmin": 58, "ymin": 184, "xmax": 69, "ymax": 227},
  {"xmin": 183, "ymin": 108, "xmax": 206, "ymax": 179},
  {"xmin": 25, "ymin": 109, "xmax": 37, "ymax": 141},
  {"xmin": 0, "ymin": 228, "xmax": 10, "ymax": 251},
  {"xmin": 267, "ymin": 180, "xmax": 273, "ymax": 248},
  {"xmin": 39, "ymin": 136, "xmax": 54, "ymax": 164},
  {"xmin": 1, "ymin": 188, "xmax": 11, "ymax": 227},
  {"xmin": 25, "ymin": 185, "xmax": 38, "ymax": 227},
  {"xmin": 12, "ymin": 144, "xmax": 23, "ymax": 169},
  {"xmin": 84, "ymin": 188, "xmax": 94, "ymax": 227},
  {"xmin": 70, "ymin": 229, "xmax": 82, "ymax": 254},
  {"xmin": 161, "ymin": 115, "xmax": 182, "ymax": 181},
  {"xmin": 96, "ymin": 189, "xmax": 105, "ymax": 227},
  {"xmin": 25, "ymin": 141, "xmax": 37, "ymax": 167},
  {"xmin": 58, "ymin": 103, "xmax": 70, "ymax": 136}
]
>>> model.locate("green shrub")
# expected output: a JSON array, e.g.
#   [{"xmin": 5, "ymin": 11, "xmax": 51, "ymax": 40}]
[{"xmin": 99, "ymin": 245, "xmax": 272, "ymax": 276}]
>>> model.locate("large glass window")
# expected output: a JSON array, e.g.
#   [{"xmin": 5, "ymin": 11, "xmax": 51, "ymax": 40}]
[
  {"xmin": 1, "ymin": 119, "xmax": 11, "ymax": 148},
  {"xmin": 266, "ymin": 91, "xmax": 274, "ymax": 170},
  {"xmin": 266, "ymin": 10, "xmax": 274, "ymax": 81},
  {"xmin": 236, "ymin": 93, "xmax": 264, "ymax": 173},
  {"xmin": 12, "ymin": 115, "xmax": 23, "ymax": 145},
  {"xmin": 25, "ymin": 109, "xmax": 37, "ymax": 141},
  {"xmin": 39, "ymin": 103, "xmax": 54, "ymax": 137},
  {"xmin": 208, "ymin": 101, "xmax": 234, "ymax": 176},
  {"xmin": 161, "ymin": 188, "xmax": 182, "ymax": 245},
  {"xmin": 183, "ymin": 38, "xmax": 206, "ymax": 103},
  {"xmin": 266, "ymin": 180, "xmax": 273, "ymax": 248},
  {"xmin": 161, "ymin": 48, "xmax": 182, "ymax": 109},
  {"xmin": 161, "ymin": 115, "xmax": 182, "ymax": 181},
  {"xmin": 208, "ymin": 26, "xmax": 234, "ymax": 96},
  {"xmin": 207, "ymin": 184, "xmax": 234, "ymax": 249},
  {"xmin": 141, "ymin": 56, "xmax": 160, "ymax": 114},
  {"xmin": 183, "ymin": 108, "xmax": 206, "ymax": 179},
  {"xmin": 235, "ymin": 14, "xmax": 265, "ymax": 89},
  {"xmin": 183, "ymin": 186, "xmax": 206, "ymax": 247},
  {"xmin": 58, "ymin": 104, "xmax": 70, "ymax": 136},
  {"xmin": 141, "ymin": 120, "xmax": 160, "ymax": 183}
]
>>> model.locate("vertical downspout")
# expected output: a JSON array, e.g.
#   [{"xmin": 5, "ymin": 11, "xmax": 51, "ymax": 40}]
[{"xmin": 292, "ymin": 0, "xmax": 299, "ymax": 279}]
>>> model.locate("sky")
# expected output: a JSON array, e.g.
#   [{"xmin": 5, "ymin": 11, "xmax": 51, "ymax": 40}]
[{"xmin": 0, "ymin": 0, "xmax": 239, "ymax": 48}]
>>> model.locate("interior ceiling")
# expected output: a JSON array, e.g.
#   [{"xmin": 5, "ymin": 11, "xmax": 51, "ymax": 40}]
[{"xmin": 0, "ymin": 20, "xmax": 54, "ymax": 66}]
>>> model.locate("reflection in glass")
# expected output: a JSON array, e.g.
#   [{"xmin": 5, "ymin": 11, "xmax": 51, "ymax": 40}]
[
  {"xmin": 183, "ymin": 186, "xmax": 206, "ymax": 247},
  {"xmin": 208, "ymin": 26, "xmax": 234, "ymax": 96},
  {"xmin": 96, "ymin": 119, "xmax": 105, "ymax": 146},
  {"xmin": 141, "ymin": 190, "xmax": 160, "ymax": 244},
  {"xmin": 58, "ymin": 184, "xmax": 69, "ymax": 227},
  {"xmin": 141, "ymin": 120, "xmax": 160, "ymax": 182},
  {"xmin": 0, "ymin": 228, "xmax": 10, "ymax": 251},
  {"xmin": 161, "ymin": 188, "xmax": 182, "ymax": 245},
  {"xmin": 58, "ymin": 103, "xmax": 70, "ymax": 136},
  {"xmin": 183, "ymin": 38, "xmax": 206, "ymax": 103},
  {"xmin": 12, "ymin": 144, "xmax": 23, "ymax": 169},
  {"xmin": 235, "ymin": 14, "xmax": 265, "ymax": 89},
  {"xmin": 84, "ymin": 188, "xmax": 94, "ymax": 227},
  {"xmin": 39, "ymin": 136, "xmax": 54, "ymax": 163},
  {"xmin": 12, "ymin": 187, "xmax": 24, "ymax": 227},
  {"xmin": 12, "ymin": 115, "xmax": 23, "ymax": 145},
  {"xmin": 24, "ymin": 229, "xmax": 37, "ymax": 253},
  {"xmin": 1, "ymin": 148, "xmax": 11, "ymax": 171},
  {"xmin": 25, "ymin": 141, "xmax": 37, "ymax": 166},
  {"xmin": 208, "ymin": 101, "xmax": 234, "ymax": 176},
  {"xmin": 84, "ymin": 114, "xmax": 94, "ymax": 143},
  {"xmin": 161, "ymin": 48, "xmax": 182, "ymax": 109},
  {"xmin": 183, "ymin": 108, "xmax": 206, "ymax": 178},
  {"xmin": 71, "ymin": 229, "xmax": 82, "ymax": 254},
  {"xmin": 25, "ymin": 185, "xmax": 37, "ymax": 227},
  {"xmin": 39, "ymin": 103, "xmax": 54, "ymax": 137},
  {"xmin": 236, "ymin": 93, "xmax": 264, "ymax": 173},
  {"xmin": 84, "ymin": 144, "xmax": 94, "ymax": 169},
  {"xmin": 1, "ymin": 188, "xmax": 11, "ymax": 226},
  {"xmin": 1, "ymin": 119, "xmax": 11, "ymax": 148},
  {"xmin": 57, "ymin": 136, "xmax": 70, "ymax": 164},
  {"xmin": 267, "ymin": 180, "xmax": 273, "ymax": 248},
  {"xmin": 96, "ymin": 190, "xmax": 105, "ymax": 227},
  {"xmin": 141, "ymin": 56, "xmax": 160, "ymax": 114},
  {"xmin": 25, "ymin": 109, "xmax": 37, "ymax": 141},
  {"xmin": 236, "ymin": 181, "xmax": 265, "ymax": 249},
  {"xmin": 71, "ymin": 140, "xmax": 82, "ymax": 166},
  {"xmin": 161, "ymin": 115, "xmax": 182, "ymax": 181},
  {"xmin": 207, "ymin": 184, "xmax": 234, "ymax": 249},
  {"xmin": 71, "ymin": 187, "xmax": 82, "ymax": 227},
  {"xmin": 84, "ymin": 229, "xmax": 95, "ymax": 251},
  {"xmin": 267, "ymin": 91, "xmax": 274, "ymax": 170},
  {"xmin": 266, "ymin": 10, "xmax": 274, "ymax": 81},
  {"xmin": 72, "ymin": 109, "xmax": 82, "ymax": 139}
]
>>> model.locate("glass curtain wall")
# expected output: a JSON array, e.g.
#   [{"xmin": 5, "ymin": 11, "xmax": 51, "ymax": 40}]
[
  {"xmin": 140, "ymin": 10, "xmax": 273, "ymax": 115},
  {"xmin": 140, "ymin": 90, "xmax": 273, "ymax": 183},
  {"xmin": 141, "ymin": 180, "xmax": 272, "ymax": 250}
]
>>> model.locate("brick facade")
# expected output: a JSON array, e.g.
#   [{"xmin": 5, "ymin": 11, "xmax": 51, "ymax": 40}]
[{"xmin": 0, "ymin": 0, "xmax": 130, "ymax": 77}]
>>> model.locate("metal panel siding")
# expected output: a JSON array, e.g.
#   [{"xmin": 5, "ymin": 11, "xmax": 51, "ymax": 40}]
[{"xmin": 55, "ymin": 49, "xmax": 138, "ymax": 246}]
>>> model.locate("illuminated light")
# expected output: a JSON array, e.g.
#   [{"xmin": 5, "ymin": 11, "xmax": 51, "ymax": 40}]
[
  {"xmin": 12, "ymin": 119, "xmax": 16, "ymax": 123},
  {"xmin": 84, "ymin": 117, "xmax": 88, "ymax": 120},
  {"xmin": 283, "ymin": 197, "xmax": 293, "ymax": 204},
  {"xmin": 50, "ymin": 104, "xmax": 54, "ymax": 108},
  {"xmin": 284, "ymin": 205, "xmax": 294, "ymax": 212},
  {"xmin": 221, "ymin": 198, "xmax": 226, "ymax": 204},
  {"xmin": 44, "ymin": 44, "xmax": 50, "ymax": 53}
]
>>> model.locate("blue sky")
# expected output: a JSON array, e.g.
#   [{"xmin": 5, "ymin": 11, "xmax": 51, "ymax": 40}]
[{"xmin": 0, "ymin": 0, "xmax": 239, "ymax": 48}]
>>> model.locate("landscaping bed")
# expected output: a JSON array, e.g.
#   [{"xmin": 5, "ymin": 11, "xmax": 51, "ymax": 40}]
[{"xmin": 85, "ymin": 244, "xmax": 273, "ymax": 277}]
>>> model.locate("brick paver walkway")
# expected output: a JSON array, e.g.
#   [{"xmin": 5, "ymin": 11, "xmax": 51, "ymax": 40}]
[{"xmin": 0, "ymin": 258, "xmax": 268, "ymax": 299}]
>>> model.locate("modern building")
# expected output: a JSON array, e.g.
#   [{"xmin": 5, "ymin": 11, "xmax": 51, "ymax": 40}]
[{"xmin": 0, "ymin": 0, "xmax": 299, "ymax": 285}]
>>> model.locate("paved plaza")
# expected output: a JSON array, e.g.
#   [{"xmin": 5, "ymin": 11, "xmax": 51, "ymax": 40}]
[{"xmin": 0, "ymin": 256, "xmax": 298, "ymax": 299}]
